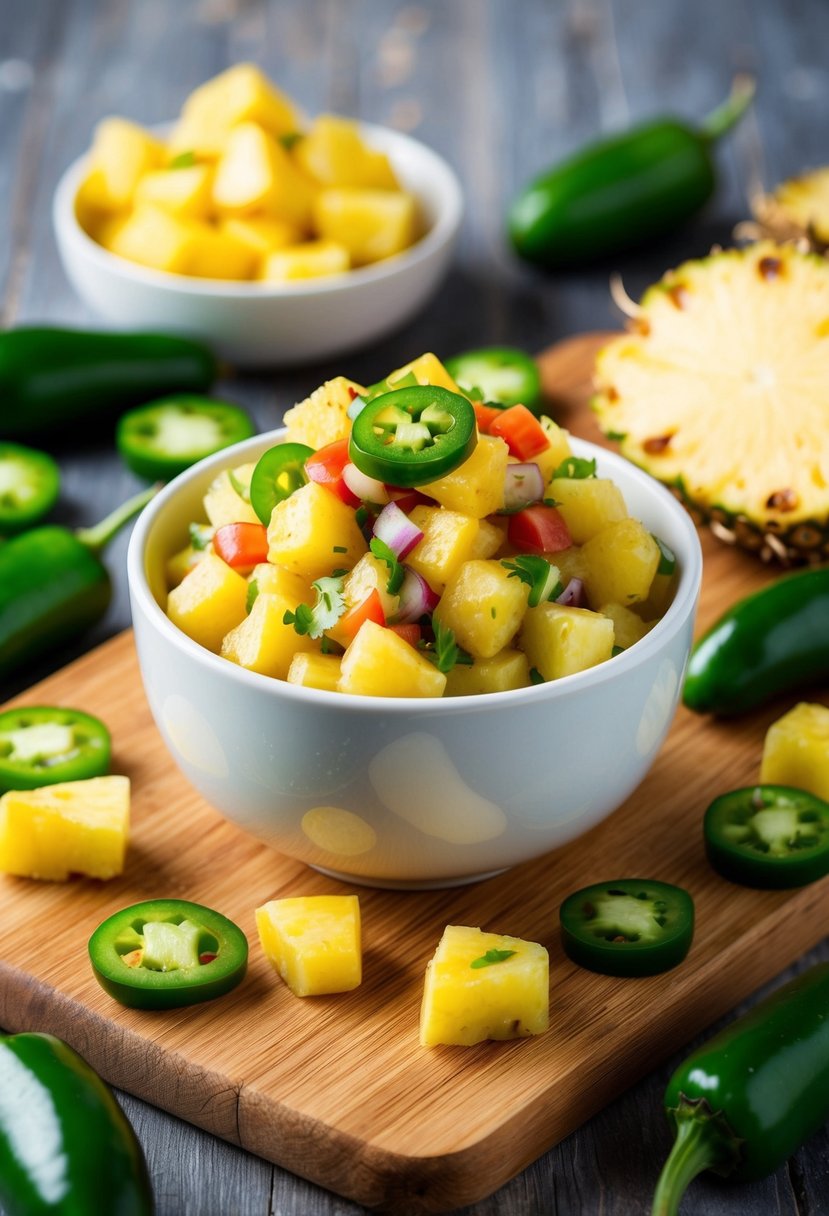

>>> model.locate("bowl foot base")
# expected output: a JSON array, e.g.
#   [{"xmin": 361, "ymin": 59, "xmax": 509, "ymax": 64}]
[{"xmin": 309, "ymin": 863, "xmax": 509, "ymax": 891}]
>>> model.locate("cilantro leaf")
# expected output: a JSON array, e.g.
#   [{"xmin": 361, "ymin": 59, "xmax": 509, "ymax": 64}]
[
  {"xmin": 553, "ymin": 456, "xmax": 597, "ymax": 480},
  {"xmin": 188, "ymin": 522, "xmax": 213, "ymax": 551},
  {"xmin": 283, "ymin": 574, "xmax": 346, "ymax": 639},
  {"xmin": 169, "ymin": 150, "xmax": 196, "ymax": 169},
  {"xmin": 422, "ymin": 620, "xmax": 473, "ymax": 674},
  {"xmin": 501, "ymin": 554, "xmax": 562, "ymax": 608},
  {"xmin": 246, "ymin": 579, "xmax": 260, "ymax": 614},
  {"xmin": 652, "ymin": 534, "xmax": 677, "ymax": 575},
  {"xmin": 470, "ymin": 948, "xmax": 517, "ymax": 969},
  {"xmin": 529, "ymin": 667, "xmax": 545, "ymax": 685},
  {"xmin": 369, "ymin": 536, "xmax": 405, "ymax": 594}
]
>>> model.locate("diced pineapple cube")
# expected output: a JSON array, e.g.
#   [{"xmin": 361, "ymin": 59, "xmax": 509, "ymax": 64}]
[
  {"xmin": 293, "ymin": 115, "xmax": 399, "ymax": 189},
  {"xmin": 133, "ymin": 163, "xmax": 214, "ymax": 220},
  {"xmin": 286, "ymin": 652, "xmax": 342, "ymax": 691},
  {"xmin": 338, "ymin": 620, "xmax": 446, "ymax": 697},
  {"xmin": 221, "ymin": 591, "xmax": 316, "ymax": 679},
  {"xmin": 185, "ymin": 223, "xmax": 257, "ymax": 280},
  {"xmin": 256, "ymin": 894, "xmax": 361, "ymax": 996},
  {"xmin": 335, "ymin": 552, "xmax": 400, "ymax": 632},
  {"xmin": 520, "ymin": 602, "xmax": 615, "ymax": 680},
  {"xmin": 552, "ymin": 545, "xmax": 589, "ymax": 585},
  {"xmin": 434, "ymin": 560, "xmax": 529, "ymax": 659},
  {"xmin": 74, "ymin": 169, "xmax": 114, "ymax": 238},
  {"xmin": 165, "ymin": 541, "xmax": 210, "ymax": 588},
  {"xmin": 419, "ymin": 924, "xmax": 549, "ymax": 1047},
  {"xmin": 313, "ymin": 188, "xmax": 418, "ymax": 265},
  {"xmin": 249, "ymin": 561, "xmax": 312, "ymax": 605},
  {"xmin": 220, "ymin": 215, "xmax": 301, "ymax": 257},
  {"xmin": 581, "ymin": 518, "xmax": 660, "ymax": 609},
  {"xmin": 259, "ymin": 240, "xmax": 350, "ymax": 282},
  {"xmin": 387, "ymin": 352, "xmax": 461, "ymax": 394},
  {"xmin": 102, "ymin": 204, "xmax": 196, "ymax": 274},
  {"xmin": 212, "ymin": 122, "xmax": 316, "ymax": 226},
  {"xmin": 267, "ymin": 481, "xmax": 367, "ymax": 578},
  {"xmin": 760, "ymin": 702, "xmax": 829, "ymax": 801},
  {"xmin": 203, "ymin": 463, "xmax": 260, "ymax": 527},
  {"xmin": 166, "ymin": 552, "xmax": 248, "ymax": 652},
  {"xmin": 549, "ymin": 477, "xmax": 628, "ymax": 544},
  {"xmin": 532, "ymin": 417, "xmax": 572, "ymax": 481},
  {"xmin": 88, "ymin": 117, "xmax": 165, "ymax": 209},
  {"xmin": 598, "ymin": 602, "xmax": 655, "ymax": 650},
  {"xmin": 168, "ymin": 63, "xmax": 299, "ymax": 158},
  {"xmin": 444, "ymin": 650, "xmax": 531, "ymax": 696},
  {"xmin": 470, "ymin": 514, "xmax": 507, "ymax": 559},
  {"xmin": 0, "ymin": 775, "xmax": 130, "ymax": 881},
  {"xmin": 406, "ymin": 506, "xmax": 484, "ymax": 594},
  {"xmin": 421, "ymin": 435, "xmax": 509, "ymax": 518},
  {"xmin": 283, "ymin": 376, "xmax": 366, "ymax": 449}
]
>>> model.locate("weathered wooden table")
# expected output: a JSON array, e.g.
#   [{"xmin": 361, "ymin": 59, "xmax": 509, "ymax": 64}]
[{"xmin": 2, "ymin": 1, "xmax": 828, "ymax": 1212}]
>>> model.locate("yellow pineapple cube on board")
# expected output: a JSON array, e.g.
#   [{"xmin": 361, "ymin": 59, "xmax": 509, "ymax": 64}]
[
  {"xmin": 203, "ymin": 463, "xmax": 260, "ymax": 527},
  {"xmin": 760, "ymin": 702, "xmax": 829, "ymax": 801},
  {"xmin": 102, "ymin": 204, "xmax": 196, "ymax": 274},
  {"xmin": 406, "ymin": 506, "xmax": 483, "ymax": 594},
  {"xmin": 520, "ymin": 602, "xmax": 615, "ymax": 681},
  {"xmin": 419, "ymin": 924, "xmax": 549, "ymax": 1047},
  {"xmin": 434, "ymin": 560, "xmax": 529, "ymax": 659},
  {"xmin": 421, "ymin": 436, "xmax": 509, "ymax": 518},
  {"xmin": 220, "ymin": 215, "xmax": 301, "ymax": 257},
  {"xmin": 444, "ymin": 650, "xmax": 531, "ymax": 696},
  {"xmin": 166, "ymin": 552, "xmax": 248, "ymax": 652},
  {"xmin": 581, "ymin": 518, "xmax": 660, "ymax": 609},
  {"xmin": 549, "ymin": 477, "xmax": 628, "ymax": 544},
  {"xmin": 259, "ymin": 240, "xmax": 350, "ymax": 282},
  {"xmin": 313, "ymin": 188, "xmax": 418, "ymax": 265},
  {"xmin": 256, "ymin": 894, "xmax": 361, "ymax": 996},
  {"xmin": 282, "ymin": 376, "xmax": 366, "ymax": 449},
  {"xmin": 221, "ymin": 591, "xmax": 316, "ymax": 679},
  {"xmin": 267, "ymin": 481, "xmax": 367, "ymax": 578},
  {"xmin": 338, "ymin": 620, "xmax": 446, "ymax": 697},
  {"xmin": 293, "ymin": 115, "xmax": 399, "ymax": 189},
  {"xmin": 169, "ymin": 63, "xmax": 299, "ymax": 158},
  {"xmin": 0, "ymin": 775, "xmax": 130, "ymax": 881},
  {"xmin": 133, "ymin": 163, "xmax": 214, "ymax": 220},
  {"xmin": 89, "ymin": 117, "xmax": 165, "ymax": 209},
  {"xmin": 387, "ymin": 352, "xmax": 461, "ymax": 394},
  {"xmin": 286, "ymin": 652, "xmax": 342, "ymax": 692},
  {"xmin": 212, "ymin": 123, "xmax": 316, "ymax": 226}
]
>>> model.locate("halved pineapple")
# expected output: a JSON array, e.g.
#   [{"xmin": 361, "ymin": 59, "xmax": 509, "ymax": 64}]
[
  {"xmin": 750, "ymin": 168, "xmax": 829, "ymax": 251},
  {"xmin": 593, "ymin": 242, "xmax": 829, "ymax": 563}
]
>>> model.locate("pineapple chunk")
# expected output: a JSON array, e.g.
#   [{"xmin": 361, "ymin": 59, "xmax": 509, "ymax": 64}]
[
  {"xmin": 286, "ymin": 652, "xmax": 342, "ymax": 691},
  {"xmin": 203, "ymin": 463, "xmax": 260, "ymax": 527},
  {"xmin": 249, "ymin": 561, "xmax": 312, "ymax": 605},
  {"xmin": 406, "ymin": 506, "xmax": 484, "ymax": 594},
  {"xmin": 88, "ymin": 117, "xmax": 165, "ymax": 209},
  {"xmin": 220, "ymin": 215, "xmax": 301, "ymax": 257},
  {"xmin": 328, "ymin": 553, "xmax": 400, "ymax": 645},
  {"xmin": 387, "ymin": 352, "xmax": 461, "ymax": 394},
  {"xmin": 434, "ymin": 560, "xmax": 529, "ymax": 659},
  {"xmin": 212, "ymin": 122, "xmax": 316, "ymax": 226},
  {"xmin": 283, "ymin": 376, "xmax": 366, "ymax": 449},
  {"xmin": 259, "ymin": 240, "xmax": 350, "ymax": 282},
  {"xmin": 267, "ymin": 481, "xmax": 366, "ymax": 578},
  {"xmin": 598, "ymin": 602, "xmax": 655, "ymax": 650},
  {"xmin": 470, "ymin": 515, "xmax": 507, "ymax": 559},
  {"xmin": 444, "ymin": 650, "xmax": 531, "ymax": 696},
  {"xmin": 533, "ymin": 417, "xmax": 572, "ymax": 481},
  {"xmin": 102, "ymin": 204, "xmax": 196, "ymax": 274},
  {"xmin": 419, "ymin": 924, "xmax": 549, "ymax": 1047},
  {"xmin": 760, "ymin": 702, "xmax": 829, "ymax": 801},
  {"xmin": 421, "ymin": 435, "xmax": 509, "ymax": 518},
  {"xmin": 520, "ymin": 602, "xmax": 615, "ymax": 681},
  {"xmin": 581, "ymin": 518, "xmax": 660, "ymax": 609},
  {"xmin": 133, "ymin": 163, "xmax": 214, "ymax": 220},
  {"xmin": 549, "ymin": 477, "xmax": 628, "ymax": 544},
  {"xmin": 165, "ymin": 540, "xmax": 210, "ymax": 588},
  {"xmin": 338, "ymin": 620, "xmax": 446, "ymax": 697},
  {"xmin": 221, "ymin": 591, "xmax": 316, "ymax": 679},
  {"xmin": 313, "ymin": 188, "xmax": 418, "ymax": 265},
  {"xmin": 185, "ymin": 223, "xmax": 256, "ymax": 280},
  {"xmin": 294, "ymin": 115, "xmax": 399, "ymax": 189},
  {"xmin": 0, "ymin": 775, "xmax": 130, "ymax": 881},
  {"xmin": 168, "ymin": 63, "xmax": 299, "ymax": 158},
  {"xmin": 256, "ymin": 894, "xmax": 361, "ymax": 996},
  {"xmin": 166, "ymin": 552, "xmax": 248, "ymax": 653}
]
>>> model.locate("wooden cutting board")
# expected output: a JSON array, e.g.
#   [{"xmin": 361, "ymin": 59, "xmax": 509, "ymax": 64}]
[{"xmin": 2, "ymin": 332, "xmax": 827, "ymax": 1215}]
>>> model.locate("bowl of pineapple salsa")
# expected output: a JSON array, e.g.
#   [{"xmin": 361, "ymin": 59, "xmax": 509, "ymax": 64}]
[
  {"xmin": 128, "ymin": 352, "xmax": 703, "ymax": 888},
  {"xmin": 53, "ymin": 64, "xmax": 462, "ymax": 364}
]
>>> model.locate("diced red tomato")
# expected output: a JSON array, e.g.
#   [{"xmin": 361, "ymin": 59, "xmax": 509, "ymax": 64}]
[
  {"xmin": 339, "ymin": 589, "xmax": 386, "ymax": 640},
  {"xmin": 387, "ymin": 623, "xmax": 422, "ymax": 647},
  {"xmin": 305, "ymin": 438, "xmax": 360, "ymax": 506},
  {"xmin": 213, "ymin": 522, "xmax": 269, "ymax": 570},
  {"xmin": 490, "ymin": 404, "xmax": 549, "ymax": 459},
  {"xmin": 508, "ymin": 505, "xmax": 572, "ymax": 554},
  {"xmin": 473, "ymin": 401, "xmax": 504, "ymax": 434}
]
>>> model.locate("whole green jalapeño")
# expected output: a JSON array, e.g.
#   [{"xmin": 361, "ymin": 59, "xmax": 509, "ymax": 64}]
[
  {"xmin": 348, "ymin": 385, "xmax": 477, "ymax": 487},
  {"xmin": 704, "ymin": 785, "xmax": 829, "ymax": 888},
  {"xmin": 89, "ymin": 898, "xmax": 248, "ymax": 1010},
  {"xmin": 559, "ymin": 878, "xmax": 695, "ymax": 977}
]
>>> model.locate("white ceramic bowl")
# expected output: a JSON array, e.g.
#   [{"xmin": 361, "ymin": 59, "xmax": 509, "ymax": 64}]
[
  {"xmin": 53, "ymin": 123, "xmax": 463, "ymax": 367},
  {"xmin": 128, "ymin": 434, "xmax": 702, "ymax": 889}
]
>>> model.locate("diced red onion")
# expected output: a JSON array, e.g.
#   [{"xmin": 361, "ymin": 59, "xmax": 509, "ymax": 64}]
[
  {"xmin": 372, "ymin": 501, "xmax": 424, "ymax": 559},
  {"xmin": 556, "ymin": 577, "xmax": 585, "ymax": 607},
  {"xmin": 393, "ymin": 568, "xmax": 439, "ymax": 623},
  {"xmin": 503, "ymin": 462, "xmax": 544, "ymax": 512},
  {"xmin": 342, "ymin": 462, "xmax": 390, "ymax": 505}
]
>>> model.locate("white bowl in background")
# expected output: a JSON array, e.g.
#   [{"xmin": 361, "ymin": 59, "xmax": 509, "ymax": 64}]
[
  {"xmin": 53, "ymin": 123, "xmax": 463, "ymax": 367},
  {"xmin": 127, "ymin": 432, "xmax": 703, "ymax": 890}
]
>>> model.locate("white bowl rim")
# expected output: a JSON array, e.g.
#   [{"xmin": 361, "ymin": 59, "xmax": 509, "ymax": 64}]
[
  {"xmin": 128, "ymin": 430, "xmax": 703, "ymax": 718},
  {"xmin": 53, "ymin": 120, "xmax": 464, "ymax": 298}
]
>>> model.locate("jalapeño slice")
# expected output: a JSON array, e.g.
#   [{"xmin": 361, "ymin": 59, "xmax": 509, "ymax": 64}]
[
  {"xmin": 116, "ymin": 395, "xmax": 256, "ymax": 482},
  {"xmin": 89, "ymin": 898, "xmax": 248, "ymax": 1010},
  {"xmin": 560, "ymin": 878, "xmax": 694, "ymax": 977},
  {"xmin": 704, "ymin": 784, "xmax": 829, "ymax": 889},
  {"xmin": 0, "ymin": 442, "xmax": 60, "ymax": 535},
  {"xmin": 445, "ymin": 345, "xmax": 541, "ymax": 409},
  {"xmin": 249, "ymin": 442, "xmax": 314, "ymax": 524},
  {"xmin": 0, "ymin": 706, "xmax": 111, "ymax": 793},
  {"xmin": 349, "ymin": 386, "xmax": 477, "ymax": 487}
]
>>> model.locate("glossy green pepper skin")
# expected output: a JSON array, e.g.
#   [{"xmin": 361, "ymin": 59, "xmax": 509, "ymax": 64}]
[
  {"xmin": 652, "ymin": 963, "xmax": 829, "ymax": 1215},
  {"xmin": 509, "ymin": 77, "xmax": 754, "ymax": 269},
  {"xmin": 0, "ymin": 1032, "xmax": 153, "ymax": 1215},
  {"xmin": 0, "ymin": 327, "xmax": 217, "ymax": 441},
  {"xmin": 683, "ymin": 566, "xmax": 829, "ymax": 715}
]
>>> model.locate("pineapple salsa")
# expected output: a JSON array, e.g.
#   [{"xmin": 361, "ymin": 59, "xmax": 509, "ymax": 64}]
[{"xmin": 164, "ymin": 352, "xmax": 678, "ymax": 698}]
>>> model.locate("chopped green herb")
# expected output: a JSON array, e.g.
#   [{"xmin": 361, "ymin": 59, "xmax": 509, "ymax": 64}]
[
  {"xmin": 283, "ymin": 574, "xmax": 346, "ymax": 639},
  {"xmin": 611, "ymin": 644, "xmax": 625, "ymax": 657},
  {"xmin": 228, "ymin": 469, "xmax": 251, "ymax": 502},
  {"xmin": 333, "ymin": 545, "xmax": 347, "ymax": 554},
  {"xmin": 168, "ymin": 150, "xmax": 197, "ymax": 169},
  {"xmin": 542, "ymin": 496, "xmax": 561, "ymax": 508},
  {"xmin": 355, "ymin": 505, "xmax": 370, "ymax": 530},
  {"xmin": 188, "ymin": 522, "xmax": 213, "ymax": 551},
  {"xmin": 529, "ymin": 667, "xmax": 545, "ymax": 685},
  {"xmin": 422, "ymin": 620, "xmax": 473, "ymax": 674},
  {"xmin": 605, "ymin": 430, "xmax": 627, "ymax": 442},
  {"xmin": 245, "ymin": 579, "xmax": 260, "ymax": 614},
  {"xmin": 501, "ymin": 554, "xmax": 562, "ymax": 608},
  {"xmin": 279, "ymin": 131, "xmax": 303, "ymax": 150},
  {"xmin": 369, "ymin": 536, "xmax": 405, "ymax": 594},
  {"xmin": 553, "ymin": 456, "xmax": 597, "ymax": 480},
  {"xmin": 490, "ymin": 607, "xmax": 497, "ymax": 619},
  {"xmin": 652, "ymin": 534, "xmax": 677, "ymax": 576},
  {"xmin": 470, "ymin": 948, "xmax": 517, "ymax": 969}
]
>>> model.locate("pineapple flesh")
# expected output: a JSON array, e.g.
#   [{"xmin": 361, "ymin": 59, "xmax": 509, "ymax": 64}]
[
  {"xmin": 593, "ymin": 241, "xmax": 829, "ymax": 563},
  {"xmin": 751, "ymin": 167, "xmax": 829, "ymax": 250}
]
